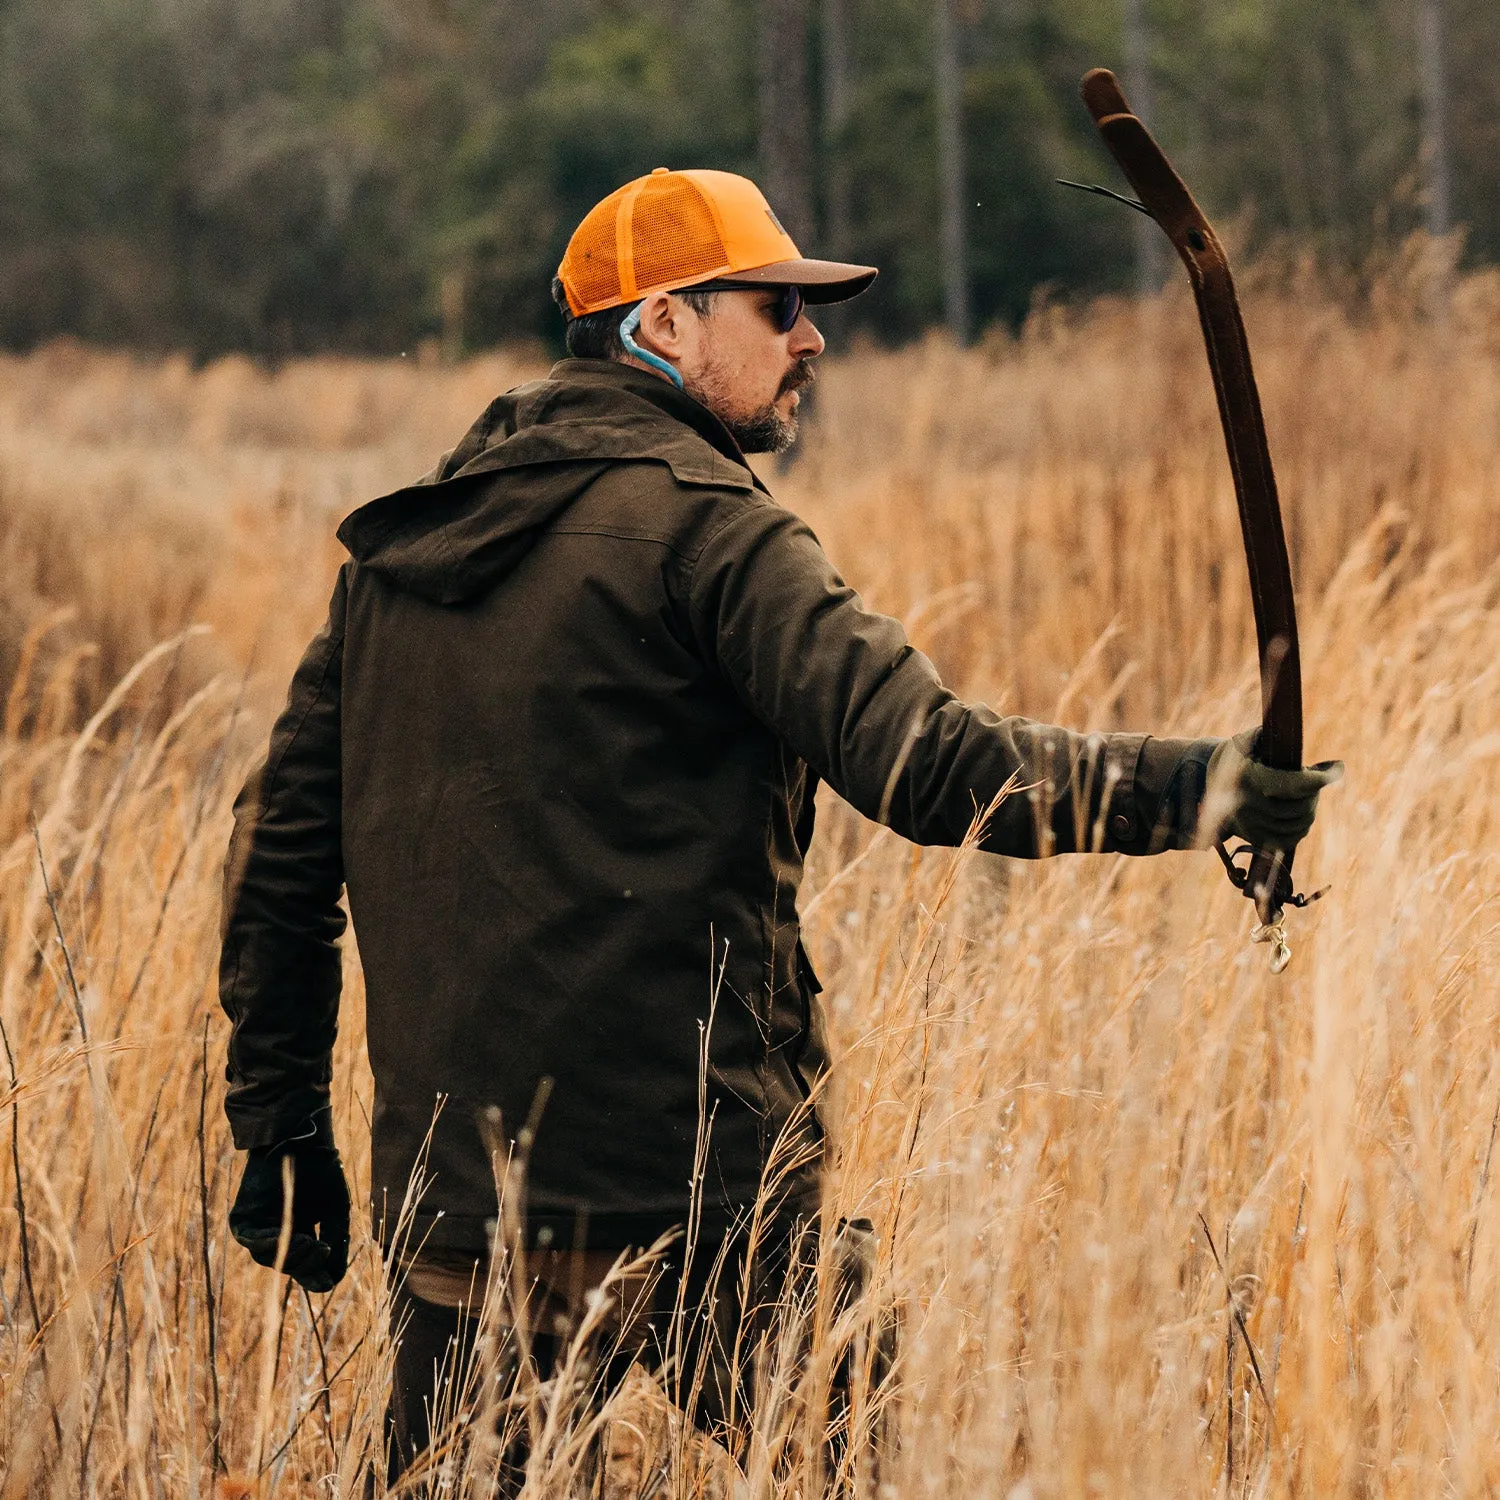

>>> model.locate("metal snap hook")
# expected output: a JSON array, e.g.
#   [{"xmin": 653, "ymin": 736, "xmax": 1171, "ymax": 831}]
[{"xmin": 1250, "ymin": 921, "xmax": 1292, "ymax": 975}]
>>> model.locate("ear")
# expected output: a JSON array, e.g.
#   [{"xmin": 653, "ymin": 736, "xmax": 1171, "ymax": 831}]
[{"xmin": 634, "ymin": 291, "xmax": 686, "ymax": 359}]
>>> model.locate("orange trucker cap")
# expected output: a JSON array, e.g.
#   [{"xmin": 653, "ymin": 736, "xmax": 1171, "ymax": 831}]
[{"xmin": 557, "ymin": 167, "xmax": 877, "ymax": 317}]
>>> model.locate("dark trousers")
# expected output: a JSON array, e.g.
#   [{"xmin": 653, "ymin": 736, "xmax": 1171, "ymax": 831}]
[{"xmin": 383, "ymin": 1220, "xmax": 882, "ymax": 1492}]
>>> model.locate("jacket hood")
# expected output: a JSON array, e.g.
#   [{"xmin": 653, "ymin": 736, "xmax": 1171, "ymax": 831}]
[{"xmin": 337, "ymin": 360, "xmax": 761, "ymax": 605}]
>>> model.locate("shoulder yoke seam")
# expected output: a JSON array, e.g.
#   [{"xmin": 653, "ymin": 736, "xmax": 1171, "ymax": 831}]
[
  {"xmin": 684, "ymin": 489, "xmax": 792, "ymax": 592},
  {"xmin": 547, "ymin": 525, "xmax": 688, "ymax": 558}
]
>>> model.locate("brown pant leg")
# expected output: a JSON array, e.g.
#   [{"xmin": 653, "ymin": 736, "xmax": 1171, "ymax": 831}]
[
  {"xmin": 385, "ymin": 1287, "xmax": 484, "ymax": 1487},
  {"xmin": 386, "ymin": 1286, "xmax": 569, "ymax": 1493},
  {"xmin": 668, "ymin": 1218, "xmax": 893, "ymax": 1485},
  {"xmin": 645, "ymin": 1221, "xmax": 810, "ymax": 1442},
  {"xmin": 382, "ymin": 1226, "xmax": 882, "ymax": 1488}
]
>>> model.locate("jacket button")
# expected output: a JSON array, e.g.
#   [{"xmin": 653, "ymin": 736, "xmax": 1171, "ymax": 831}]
[{"xmin": 1110, "ymin": 812, "xmax": 1135, "ymax": 841}]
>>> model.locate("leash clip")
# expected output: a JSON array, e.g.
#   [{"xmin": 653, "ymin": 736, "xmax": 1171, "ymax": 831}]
[
  {"xmin": 1215, "ymin": 842, "xmax": 1329, "ymax": 974},
  {"xmin": 1250, "ymin": 920, "xmax": 1292, "ymax": 975}
]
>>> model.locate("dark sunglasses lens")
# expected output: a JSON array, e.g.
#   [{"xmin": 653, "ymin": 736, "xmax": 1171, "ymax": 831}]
[{"xmin": 776, "ymin": 287, "xmax": 803, "ymax": 332}]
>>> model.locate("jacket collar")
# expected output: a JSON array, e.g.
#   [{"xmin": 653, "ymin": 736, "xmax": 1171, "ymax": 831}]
[{"xmin": 431, "ymin": 358, "xmax": 766, "ymax": 494}]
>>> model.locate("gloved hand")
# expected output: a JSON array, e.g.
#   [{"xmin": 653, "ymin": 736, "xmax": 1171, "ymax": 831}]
[
  {"xmin": 229, "ymin": 1124, "xmax": 350, "ymax": 1293},
  {"xmin": 1204, "ymin": 728, "xmax": 1344, "ymax": 852}
]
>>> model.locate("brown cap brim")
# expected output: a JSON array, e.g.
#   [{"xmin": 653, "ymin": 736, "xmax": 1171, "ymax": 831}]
[{"xmin": 723, "ymin": 258, "xmax": 878, "ymax": 304}]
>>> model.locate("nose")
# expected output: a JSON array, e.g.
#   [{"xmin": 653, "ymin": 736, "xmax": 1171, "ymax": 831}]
[{"xmin": 790, "ymin": 310, "xmax": 825, "ymax": 358}]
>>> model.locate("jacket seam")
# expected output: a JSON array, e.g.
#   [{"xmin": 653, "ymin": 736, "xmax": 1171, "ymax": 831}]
[
  {"xmin": 438, "ymin": 449, "xmax": 752, "ymax": 495},
  {"xmin": 756, "ymin": 773, "xmax": 780, "ymax": 1136},
  {"xmin": 262, "ymin": 614, "xmax": 345, "ymax": 795},
  {"xmin": 547, "ymin": 525, "xmax": 688, "ymax": 557},
  {"xmin": 1111, "ymin": 733, "xmax": 1146, "ymax": 848},
  {"xmin": 223, "ymin": 597, "xmax": 345, "ymax": 1109},
  {"xmin": 683, "ymin": 491, "xmax": 783, "ymax": 592}
]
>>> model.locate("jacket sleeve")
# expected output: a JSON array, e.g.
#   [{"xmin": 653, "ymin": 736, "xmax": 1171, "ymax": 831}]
[
  {"xmin": 220, "ymin": 566, "xmax": 349, "ymax": 1150},
  {"xmin": 687, "ymin": 501, "xmax": 1212, "ymax": 857}
]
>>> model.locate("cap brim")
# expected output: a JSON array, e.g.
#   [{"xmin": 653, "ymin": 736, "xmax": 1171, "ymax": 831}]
[{"xmin": 724, "ymin": 258, "xmax": 878, "ymax": 304}]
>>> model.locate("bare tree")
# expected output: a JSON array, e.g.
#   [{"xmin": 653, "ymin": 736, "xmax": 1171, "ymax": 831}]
[
  {"xmin": 822, "ymin": 0, "xmax": 852, "ymax": 259},
  {"xmin": 1121, "ymin": 0, "xmax": 1166, "ymax": 295},
  {"xmin": 934, "ymin": 0, "xmax": 970, "ymax": 343},
  {"xmin": 1417, "ymin": 0, "xmax": 1452, "ymax": 240},
  {"xmin": 759, "ymin": 0, "xmax": 814, "ymax": 245}
]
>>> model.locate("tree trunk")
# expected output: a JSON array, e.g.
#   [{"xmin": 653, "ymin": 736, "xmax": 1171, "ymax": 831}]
[
  {"xmin": 818, "ymin": 0, "xmax": 855, "ymax": 343},
  {"xmin": 1417, "ymin": 0, "xmax": 1454, "ymax": 317},
  {"xmin": 822, "ymin": 0, "xmax": 852, "ymax": 258},
  {"xmin": 758, "ymin": 0, "xmax": 815, "ymax": 246},
  {"xmin": 1417, "ymin": 0, "xmax": 1452, "ymax": 240},
  {"xmin": 440, "ymin": 268, "xmax": 465, "ymax": 365},
  {"xmin": 934, "ymin": 0, "xmax": 970, "ymax": 344},
  {"xmin": 1121, "ymin": 0, "xmax": 1167, "ymax": 296}
]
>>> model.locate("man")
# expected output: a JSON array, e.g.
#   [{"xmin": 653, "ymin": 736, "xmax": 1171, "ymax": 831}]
[{"xmin": 220, "ymin": 167, "xmax": 1340, "ymax": 1482}]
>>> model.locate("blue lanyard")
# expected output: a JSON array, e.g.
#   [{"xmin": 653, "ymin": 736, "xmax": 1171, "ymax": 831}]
[{"xmin": 618, "ymin": 304, "xmax": 684, "ymax": 389}]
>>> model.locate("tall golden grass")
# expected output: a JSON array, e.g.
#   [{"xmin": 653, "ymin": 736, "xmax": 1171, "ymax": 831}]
[{"xmin": 2, "ymin": 255, "xmax": 1500, "ymax": 1495}]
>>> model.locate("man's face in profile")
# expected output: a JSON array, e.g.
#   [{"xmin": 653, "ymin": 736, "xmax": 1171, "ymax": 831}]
[{"xmin": 665, "ymin": 288, "xmax": 826, "ymax": 453}]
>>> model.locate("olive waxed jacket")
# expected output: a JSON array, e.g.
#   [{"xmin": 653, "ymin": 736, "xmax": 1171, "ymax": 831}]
[{"xmin": 220, "ymin": 359, "xmax": 1211, "ymax": 1256}]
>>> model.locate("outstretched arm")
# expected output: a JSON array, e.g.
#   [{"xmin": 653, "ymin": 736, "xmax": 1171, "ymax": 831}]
[
  {"xmin": 688, "ymin": 501, "xmax": 1212, "ymax": 856},
  {"xmin": 220, "ymin": 567, "xmax": 349, "ymax": 1150}
]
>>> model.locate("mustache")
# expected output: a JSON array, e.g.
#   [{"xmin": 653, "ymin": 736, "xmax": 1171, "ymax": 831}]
[{"xmin": 778, "ymin": 359, "xmax": 816, "ymax": 397}]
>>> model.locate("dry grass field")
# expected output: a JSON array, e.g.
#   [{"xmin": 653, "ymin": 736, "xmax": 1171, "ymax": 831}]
[{"xmin": 2, "ymin": 254, "xmax": 1500, "ymax": 1496}]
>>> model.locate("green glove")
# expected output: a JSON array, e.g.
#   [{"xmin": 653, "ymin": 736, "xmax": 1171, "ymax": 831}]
[{"xmin": 1204, "ymin": 728, "xmax": 1344, "ymax": 852}]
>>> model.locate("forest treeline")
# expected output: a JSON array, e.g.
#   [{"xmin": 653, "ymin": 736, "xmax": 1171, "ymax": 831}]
[{"xmin": 0, "ymin": 0, "xmax": 1492, "ymax": 358}]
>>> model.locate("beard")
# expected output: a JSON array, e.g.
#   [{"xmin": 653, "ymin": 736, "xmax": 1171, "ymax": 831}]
[
  {"xmin": 725, "ymin": 405, "xmax": 796, "ymax": 455},
  {"xmin": 690, "ymin": 358, "xmax": 816, "ymax": 455}
]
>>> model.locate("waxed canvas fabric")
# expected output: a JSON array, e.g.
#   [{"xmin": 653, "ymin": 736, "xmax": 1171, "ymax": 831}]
[{"xmin": 220, "ymin": 359, "xmax": 1206, "ymax": 1256}]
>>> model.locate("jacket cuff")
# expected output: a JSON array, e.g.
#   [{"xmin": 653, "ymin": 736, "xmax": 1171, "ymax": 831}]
[
  {"xmin": 1093, "ymin": 732, "xmax": 1148, "ymax": 850},
  {"xmin": 228, "ymin": 1099, "xmax": 336, "ymax": 1153},
  {"xmin": 1131, "ymin": 735, "xmax": 1219, "ymax": 852}
]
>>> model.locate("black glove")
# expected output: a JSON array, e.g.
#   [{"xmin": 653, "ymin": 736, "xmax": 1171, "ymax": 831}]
[
  {"xmin": 1204, "ymin": 728, "xmax": 1344, "ymax": 852},
  {"xmin": 229, "ymin": 1122, "xmax": 351, "ymax": 1293}
]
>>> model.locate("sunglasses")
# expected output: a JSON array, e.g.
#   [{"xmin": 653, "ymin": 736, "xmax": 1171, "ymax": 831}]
[{"xmin": 688, "ymin": 281, "xmax": 805, "ymax": 333}]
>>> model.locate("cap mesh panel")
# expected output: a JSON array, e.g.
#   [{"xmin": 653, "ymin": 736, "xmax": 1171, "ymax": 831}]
[
  {"xmin": 561, "ymin": 174, "xmax": 733, "ymax": 313},
  {"xmin": 629, "ymin": 177, "xmax": 727, "ymax": 290},
  {"xmin": 562, "ymin": 198, "xmax": 624, "ymax": 312}
]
